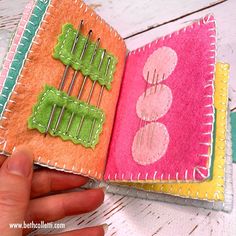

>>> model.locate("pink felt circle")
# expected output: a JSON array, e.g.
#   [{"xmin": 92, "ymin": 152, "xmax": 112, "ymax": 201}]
[
  {"xmin": 136, "ymin": 84, "xmax": 172, "ymax": 121},
  {"xmin": 132, "ymin": 122, "xmax": 169, "ymax": 166},
  {"xmin": 143, "ymin": 46, "xmax": 177, "ymax": 83}
]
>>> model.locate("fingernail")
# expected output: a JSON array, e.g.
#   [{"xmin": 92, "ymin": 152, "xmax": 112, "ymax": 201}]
[
  {"xmin": 7, "ymin": 148, "xmax": 33, "ymax": 177},
  {"xmin": 102, "ymin": 223, "xmax": 108, "ymax": 234}
]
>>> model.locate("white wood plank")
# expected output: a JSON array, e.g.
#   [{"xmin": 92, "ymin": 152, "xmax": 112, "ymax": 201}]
[
  {"xmin": 0, "ymin": 0, "xmax": 29, "ymax": 31},
  {"xmin": 0, "ymin": 0, "xmax": 226, "ymax": 61},
  {"xmin": 32, "ymin": 169, "xmax": 236, "ymax": 236},
  {"xmin": 0, "ymin": 29, "xmax": 12, "ymax": 65},
  {"xmin": 0, "ymin": 0, "xmax": 225, "ymax": 34},
  {"xmin": 84, "ymin": 0, "xmax": 225, "ymax": 38}
]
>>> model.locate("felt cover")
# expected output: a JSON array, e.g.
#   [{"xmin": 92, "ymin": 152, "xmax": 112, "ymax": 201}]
[
  {"xmin": 0, "ymin": 0, "xmax": 35, "ymax": 92},
  {"xmin": 105, "ymin": 15, "xmax": 216, "ymax": 182},
  {"xmin": 87, "ymin": 116, "xmax": 233, "ymax": 212},
  {"xmin": 0, "ymin": 0, "xmax": 126, "ymax": 180},
  {"xmin": 119, "ymin": 62, "xmax": 230, "ymax": 201}
]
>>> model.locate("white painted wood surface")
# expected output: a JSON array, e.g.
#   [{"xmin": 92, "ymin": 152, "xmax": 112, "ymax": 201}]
[{"xmin": 0, "ymin": 0, "xmax": 236, "ymax": 235}]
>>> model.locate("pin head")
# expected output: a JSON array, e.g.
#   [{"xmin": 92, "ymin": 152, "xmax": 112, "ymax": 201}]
[{"xmin": 77, "ymin": 20, "xmax": 84, "ymax": 32}]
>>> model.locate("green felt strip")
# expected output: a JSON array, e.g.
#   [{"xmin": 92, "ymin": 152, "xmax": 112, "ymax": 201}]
[
  {"xmin": 230, "ymin": 112, "xmax": 236, "ymax": 163},
  {"xmin": 0, "ymin": 0, "xmax": 51, "ymax": 116},
  {"xmin": 28, "ymin": 85, "xmax": 105, "ymax": 148},
  {"xmin": 53, "ymin": 23, "xmax": 117, "ymax": 90},
  {"xmin": 209, "ymin": 112, "xmax": 217, "ymax": 178}
]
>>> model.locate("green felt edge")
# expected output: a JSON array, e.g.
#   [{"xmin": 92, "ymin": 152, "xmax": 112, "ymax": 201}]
[
  {"xmin": 210, "ymin": 111, "xmax": 217, "ymax": 178},
  {"xmin": 0, "ymin": 0, "xmax": 51, "ymax": 116},
  {"xmin": 28, "ymin": 85, "xmax": 105, "ymax": 148},
  {"xmin": 230, "ymin": 111, "xmax": 236, "ymax": 163},
  {"xmin": 53, "ymin": 23, "xmax": 118, "ymax": 90}
]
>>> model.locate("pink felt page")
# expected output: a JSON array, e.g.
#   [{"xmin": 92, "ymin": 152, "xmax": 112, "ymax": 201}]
[
  {"xmin": 105, "ymin": 15, "xmax": 216, "ymax": 182},
  {"xmin": 0, "ymin": 0, "xmax": 35, "ymax": 92}
]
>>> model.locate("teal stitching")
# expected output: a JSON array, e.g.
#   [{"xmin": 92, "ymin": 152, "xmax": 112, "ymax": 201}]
[{"xmin": 0, "ymin": 0, "xmax": 51, "ymax": 117}]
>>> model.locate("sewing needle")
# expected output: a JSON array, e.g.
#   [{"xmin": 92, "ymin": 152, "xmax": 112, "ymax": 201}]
[
  {"xmin": 65, "ymin": 38, "xmax": 101, "ymax": 134},
  {"xmin": 88, "ymin": 57, "xmax": 111, "ymax": 143},
  {"xmin": 76, "ymin": 50, "xmax": 106, "ymax": 138},
  {"xmin": 44, "ymin": 20, "xmax": 83, "ymax": 137},
  {"xmin": 53, "ymin": 30, "xmax": 93, "ymax": 132}
]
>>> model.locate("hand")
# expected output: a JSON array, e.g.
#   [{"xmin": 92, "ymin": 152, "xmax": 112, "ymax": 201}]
[{"xmin": 0, "ymin": 147, "xmax": 107, "ymax": 236}]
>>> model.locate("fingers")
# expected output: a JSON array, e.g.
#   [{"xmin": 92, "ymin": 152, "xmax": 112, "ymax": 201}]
[
  {"xmin": 0, "ymin": 157, "xmax": 89, "ymax": 199},
  {"xmin": 26, "ymin": 188, "xmax": 105, "ymax": 223},
  {"xmin": 0, "ymin": 147, "xmax": 33, "ymax": 236},
  {"xmin": 36, "ymin": 225, "xmax": 107, "ymax": 236},
  {"xmin": 31, "ymin": 169, "xmax": 88, "ymax": 198}
]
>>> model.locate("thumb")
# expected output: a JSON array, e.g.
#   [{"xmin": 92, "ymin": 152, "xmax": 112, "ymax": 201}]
[{"xmin": 0, "ymin": 147, "xmax": 33, "ymax": 236}]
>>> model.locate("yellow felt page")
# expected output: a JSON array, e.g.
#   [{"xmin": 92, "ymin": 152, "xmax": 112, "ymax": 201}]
[{"xmin": 117, "ymin": 62, "xmax": 229, "ymax": 201}]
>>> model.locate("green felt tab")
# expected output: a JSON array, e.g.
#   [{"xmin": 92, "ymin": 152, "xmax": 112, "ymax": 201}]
[
  {"xmin": 53, "ymin": 23, "xmax": 117, "ymax": 90},
  {"xmin": 28, "ymin": 85, "xmax": 105, "ymax": 148},
  {"xmin": 231, "ymin": 112, "xmax": 236, "ymax": 163}
]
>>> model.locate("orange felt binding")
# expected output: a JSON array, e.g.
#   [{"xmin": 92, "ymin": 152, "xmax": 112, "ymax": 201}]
[{"xmin": 0, "ymin": 0, "xmax": 127, "ymax": 180}]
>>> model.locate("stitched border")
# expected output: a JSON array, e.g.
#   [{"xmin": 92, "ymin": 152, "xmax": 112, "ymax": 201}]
[
  {"xmin": 105, "ymin": 14, "xmax": 216, "ymax": 182},
  {"xmin": 83, "ymin": 120, "xmax": 233, "ymax": 212},
  {"xmin": 0, "ymin": 0, "xmax": 51, "ymax": 117},
  {"xmin": 110, "ymin": 62, "xmax": 229, "ymax": 201},
  {"xmin": 0, "ymin": 0, "xmax": 53, "ymax": 152},
  {"xmin": 0, "ymin": 0, "xmax": 36, "ymax": 93},
  {"xmin": 0, "ymin": 0, "xmax": 125, "ymax": 180},
  {"xmin": 104, "ymin": 114, "xmax": 231, "ymax": 210},
  {"xmin": 94, "ymin": 121, "xmax": 232, "ymax": 211}
]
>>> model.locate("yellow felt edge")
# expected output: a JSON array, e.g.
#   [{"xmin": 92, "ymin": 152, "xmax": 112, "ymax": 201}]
[{"xmin": 114, "ymin": 62, "xmax": 229, "ymax": 201}]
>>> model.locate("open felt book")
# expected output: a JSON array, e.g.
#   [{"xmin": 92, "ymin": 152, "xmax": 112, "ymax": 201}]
[{"xmin": 0, "ymin": 0, "xmax": 233, "ymax": 212}]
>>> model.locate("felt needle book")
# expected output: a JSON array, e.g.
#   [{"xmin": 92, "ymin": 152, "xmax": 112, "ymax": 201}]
[{"xmin": 0, "ymin": 0, "xmax": 233, "ymax": 212}]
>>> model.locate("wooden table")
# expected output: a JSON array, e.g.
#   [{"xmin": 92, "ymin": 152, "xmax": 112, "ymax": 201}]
[{"xmin": 0, "ymin": 0, "xmax": 235, "ymax": 235}]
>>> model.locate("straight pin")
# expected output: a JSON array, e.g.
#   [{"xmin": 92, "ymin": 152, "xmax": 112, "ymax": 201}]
[
  {"xmin": 53, "ymin": 30, "xmax": 93, "ymax": 132},
  {"xmin": 138, "ymin": 71, "xmax": 151, "ymax": 148},
  {"xmin": 88, "ymin": 57, "xmax": 111, "ymax": 143},
  {"xmin": 76, "ymin": 50, "xmax": 106, "ymax": 138},
  {"xmin": 65, "ymin": 38, "xmax": 101, "ymax": 134},
  {"xmin": 44, "ymin": 20, "xmax": 83, "ymax": 136},
  {"xmin": 138, "ymin": 70, "xmax": 158, "ymax": 150},
  {"xmin": 146, "ymin": 69, "xmax": 157, "ymax": 148},
  {"xmin": 149, "ymin": 74, "xmax": 165, "ymax": 149}
]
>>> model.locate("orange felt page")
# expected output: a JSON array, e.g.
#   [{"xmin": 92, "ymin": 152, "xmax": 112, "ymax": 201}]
[{"xmin": 0, "ymin": 0, "xmax": 126, "ymax": 180}]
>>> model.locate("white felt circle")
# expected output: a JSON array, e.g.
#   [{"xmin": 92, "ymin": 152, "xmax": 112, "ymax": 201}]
[
  {"xmin": 143, "ymin": 46, "xmax": 177, "ymax": 83},
  {"xmin": 136, "ymin": 84, "xmax": 172, "ymax": 121},
  {"xmin": 132, "ymin": 122, "xmax": 169, "ymax": 166}
]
